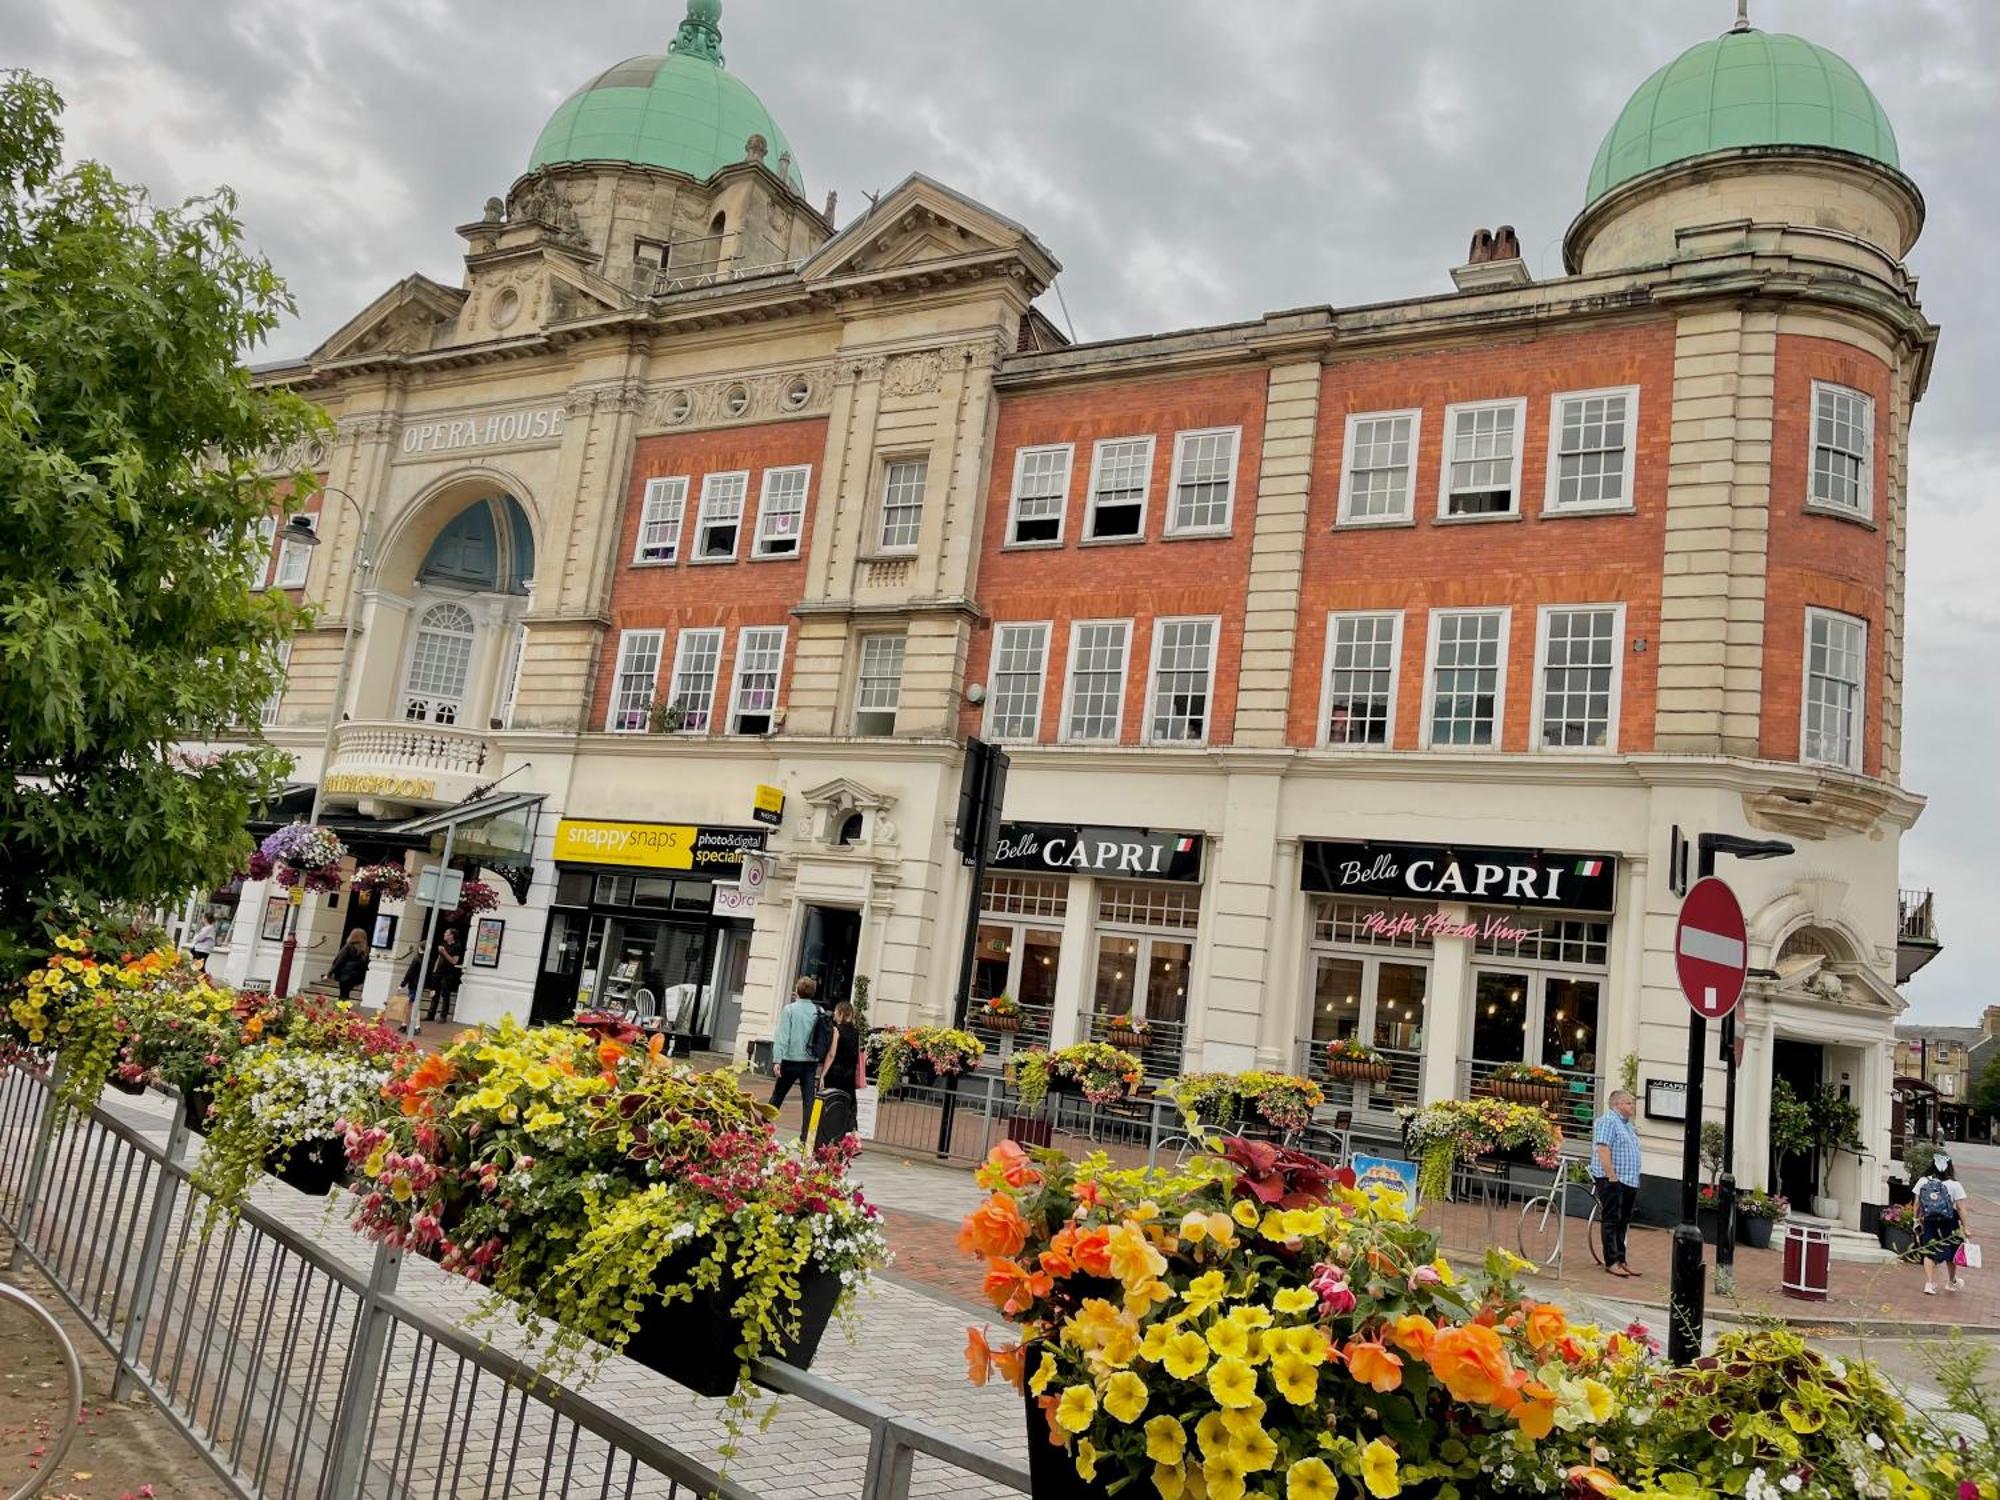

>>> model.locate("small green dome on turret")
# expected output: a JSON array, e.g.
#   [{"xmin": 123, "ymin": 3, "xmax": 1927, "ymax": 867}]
[
  {"xmin": 1585, "ymin": 27, "xmax": 1898, "ymax": 205},
  {"xmin": 528, "ymin": 0, "xmax": 803, "ymax": 192}
]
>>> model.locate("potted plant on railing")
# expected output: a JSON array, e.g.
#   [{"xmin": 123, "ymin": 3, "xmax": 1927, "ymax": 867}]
[
  {"xmin": 1015, "ymin": 1042, "xmax": 1142, "ymax": 1112},
  {"xmin": 875, "ymin": 1026, "xmax": 984, "ymax": 1090},
  {"xmin": 1403, "ymin": 1096, "xmax": 1564, "ymax": 1200},
  {"xmin": 1103, "ymin": 1013, "xmax": 1150, "ymax": 1050},
  {"xmin": 349, "ymin": 862, "xmax": 412, "ymax": 901},
  {"xmin": 1323, "ymin": 1036, "xmax": 1392, "ymax": 1083},
  {"xmin": 980, "ymin": 993, "xmax": 1023, "ymax": 1034},
  {"xmin": 342, "ymin": 1019, "xmax": 887, "ymax": 1420},
  {"xmin": 952, "ymin": 1138, "xmax": 1636, "ymax": 1500},
  {"xmin": 195, "ymin": 1044, "xmax": 401, "ymax": 1209},
  {"xmin": 1487, "ymin": 1060, "xmax": 1567, "ymax": 1108},
  {"xmin": 1165, "ymin": 1071, "xmax": 1324, "ymax": 1135},
  {"xmin": 1734, "ymin": 1188, "xmax": 1790, "ymax": 1250}
]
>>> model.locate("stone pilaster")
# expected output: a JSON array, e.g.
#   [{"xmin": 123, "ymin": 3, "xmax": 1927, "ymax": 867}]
[{"xmin": 1233, "ymin": 359, "xmax": 1323, "ymax": 747}]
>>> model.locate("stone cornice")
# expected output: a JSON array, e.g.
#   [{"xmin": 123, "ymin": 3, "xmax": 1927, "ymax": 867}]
[{"xmin": 790, "ymin": 597, "xmax": 983, "ymax": 623}]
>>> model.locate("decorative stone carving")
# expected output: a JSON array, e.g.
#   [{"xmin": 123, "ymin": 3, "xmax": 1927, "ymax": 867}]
[
  {"xmin": 744, "ymin": 132, "xmax": 768, "ymax": 165},
  {"xmin": 332, "ymin": 415, "xmax": 399, "ymax": 446},
  {"xmin": 568, "ymin": 379, "xmax": 648, "ymax": 417},
  {"xmin": 862, "ymin": 559, "xmax": 912, "ymax": 589},
  {"xmin": 884, "ymin": 350, "xmax": 944, "ymax": 396},
  {"xmin": 507, "ymin": 179, "xmax": 588, "ymax": 249},
  {"xmin": 258, "ymin": 433, "xmax": 333, "ymax": 474},
  {"xmin": 640, "ymin": 366, "xmax": 834, "ymax": 432}
]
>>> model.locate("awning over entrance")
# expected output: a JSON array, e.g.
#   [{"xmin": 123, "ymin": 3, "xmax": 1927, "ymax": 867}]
[
  {"xmin": 390, "ymin": 790, "xmax": 544, "ymax": 859},
  {"xmin": 248, "ymin": 784, "xmax": 434, "ymax": 850}
]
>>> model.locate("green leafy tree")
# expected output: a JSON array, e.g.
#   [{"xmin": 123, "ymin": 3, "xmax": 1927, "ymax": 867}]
[
  {"xmin": 0, "ymin": 72, "xmax": 323, "ymax": 965},
  {"xmin": 1973, "ymin": 1052, "xmax": 2000, "ymax": 1117}
]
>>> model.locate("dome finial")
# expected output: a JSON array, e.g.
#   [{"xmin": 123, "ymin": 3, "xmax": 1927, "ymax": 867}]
[
  {"xmin": 1730, "ymin": 0, "xmax": 1752, "ymax": 33},
  {"xmin": 669, "ymin": 0, "xmax": 724, "ymax": 66}
]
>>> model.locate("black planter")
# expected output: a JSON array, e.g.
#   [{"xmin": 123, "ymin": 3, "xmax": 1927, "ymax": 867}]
[
  {"xmin": 1881, "ymin": 1224, "xmax": 1916, "ymax": 1259},
  {"xmin": 1007, "ymin": 1115, "xmax": 1054, "ymax": 1148},
  {"xmin": 1022, "ymin": 1392, "xmax": 1114, "ymax": 1500},
  {"xmin": 180, "ymin": 1086, "xmax": 213, "ymax": 1135},
  {"xmin": 1697, "ymin": 1206, "xmax": 1723, "ymax": 1246},
  {"xmin": 1738, "ymin": 1214, "xmax": 1776, "ymax": 1250},
  {"xmin": 624, "ymin": 1264, "xmax": 843, "ymax": 1398},
  {"xmin": 107, "ymin": 1072, "xmax": 148, "ymax": 1097},
  {"xmin": 904, "ymin": 1059, "xmax": 938, "ymax": 1089},
  {"xmin": 267, "ymin": 1137, "xmax": 347, "ymax": 1197}
]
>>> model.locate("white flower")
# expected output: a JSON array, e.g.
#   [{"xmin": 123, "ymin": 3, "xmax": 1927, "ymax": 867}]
[
  {"xmin": 1864, "ymin": 1432, "xmax": 1885, "ymax": 1451},
  {"xmin": 1780, "ymin": 1474, "xmax": 1803, "ymax": 1494}
]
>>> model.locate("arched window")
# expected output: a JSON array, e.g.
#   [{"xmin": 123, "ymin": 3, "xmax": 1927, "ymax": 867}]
[
  {"xmin": 404, "ymin": 602, "xmax": 476, "ymax": 725},
  {"xmin": 837, "ymin": 812, "xmax": 866, "ymax": 846}
]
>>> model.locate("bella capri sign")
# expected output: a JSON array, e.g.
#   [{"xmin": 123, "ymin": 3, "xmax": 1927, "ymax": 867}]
[
  {"xmin": 990, "ymin": 823, "xmax": 1204, "ymax": 883},
  {"xmin": 1300, "ymin": 838, "xmax": 1617, "ymax": 914}
]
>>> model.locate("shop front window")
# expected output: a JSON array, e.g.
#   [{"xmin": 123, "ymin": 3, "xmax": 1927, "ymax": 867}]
[
  {"xmin": 970, "ymin": 879, "xmax": 1064, "ymax": 1053},
  {"xmin": 1302, "ymin": 901, "xmax": 1431, "ymax": 1114},
  {"xmin": 1090, "ymin": 881, "xmax": 1199, "ymax": 1078},
  {"xmin": 1466, "ymin": 909, "xmax": 1609, "ymax": 1123}
]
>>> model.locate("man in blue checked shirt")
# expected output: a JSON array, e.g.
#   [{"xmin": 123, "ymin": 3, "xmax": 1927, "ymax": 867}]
[{"xmin": 1590, "ymin": 1089, "xmax": 1643, "ymax": 1277}]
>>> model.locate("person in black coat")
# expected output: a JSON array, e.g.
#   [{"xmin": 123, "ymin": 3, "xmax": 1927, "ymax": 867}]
[
  {"xmin": 425, "ymin": 929, "xmax": 465, "ymax": 1023},
  {"xmin": 328, "ymin": 928, "xmax": 371, "ymax": 1002}
]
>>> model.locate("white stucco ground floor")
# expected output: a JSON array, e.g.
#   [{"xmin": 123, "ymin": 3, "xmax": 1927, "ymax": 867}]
[{"xmin": 208, "ymin": 734, "xmax": 1916, "ymax": 1228}]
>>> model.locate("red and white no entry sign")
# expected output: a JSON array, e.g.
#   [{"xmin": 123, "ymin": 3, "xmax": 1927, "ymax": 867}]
[{"xmin": 1676, "ymin": 876, "xmax": 1748, "ymax": 1021}]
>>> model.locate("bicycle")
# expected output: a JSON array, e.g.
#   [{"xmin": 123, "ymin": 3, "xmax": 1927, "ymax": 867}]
[
  {"xmin": 0, "ymin": 1278, "xmax": 83, "ymax": 1500},
  {"xmin": 1517, "ymin": 1184, "xmax": 1603, "ymax": 1271}
]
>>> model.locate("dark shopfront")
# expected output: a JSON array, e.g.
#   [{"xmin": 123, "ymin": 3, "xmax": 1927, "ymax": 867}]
[{"xmin": 530, "ymin": 820, "xmax": 765, "ymax": 1051}]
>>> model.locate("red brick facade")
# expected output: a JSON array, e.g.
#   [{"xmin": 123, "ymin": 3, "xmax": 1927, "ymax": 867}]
[{"xmin": 590, "ymin": 419, "xmax": 826, "ymax": 731}]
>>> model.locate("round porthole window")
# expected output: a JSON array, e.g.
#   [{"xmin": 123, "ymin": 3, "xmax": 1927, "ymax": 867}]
[
  {"xmin": 724, "ymin": 384, "xmax": 750, "ymax": 417},
  {"xmin": 664, "ymin": 390, "xmax": 693, "ymax": 425},
  {"xmin": 782, "ymin": 376, "xmax": 811, "ymax": 411},
  {"xmin": 491, "ymin": 287, "xmax": 521, "ymax": 330}
]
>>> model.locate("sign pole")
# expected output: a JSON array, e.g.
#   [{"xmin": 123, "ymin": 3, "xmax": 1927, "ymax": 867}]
[
  {"xmin": 405, "ymin": 820, "xmax": 456, "ymax": 1040},
  {"xmin": 940, "ymin": 739, "xmax": 1005, "ymax": 1159}
]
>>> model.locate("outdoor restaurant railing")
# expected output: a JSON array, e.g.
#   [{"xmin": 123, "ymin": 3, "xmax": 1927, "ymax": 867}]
[
  {"xmin": 0, "ymin": 1061, "xmax": 1031, "ymax": 1500},
  {"xmin": 1457, "ymin": 1055, "xmax": 1601, "ymax": 1137},
  {"xmin": 1293, "ymin": 1039, "xmax": 1422, "ymax": 1125},
  {"xmin": 1081, "ymin": 1012, "xmax": 1188, "ymax": 1084}
]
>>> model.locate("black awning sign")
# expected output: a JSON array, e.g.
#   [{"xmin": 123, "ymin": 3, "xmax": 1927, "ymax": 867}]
[
  {"xmin": 1300, "ymin": 839, "xmax": 1617, "ymax": 913},
  {"xmin": 990, "ymin": 823, "xmax": 1204, "ymax": 884}
]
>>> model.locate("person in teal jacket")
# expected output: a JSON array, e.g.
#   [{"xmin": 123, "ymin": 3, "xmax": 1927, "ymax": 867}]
[{"xmin": 770, "ymin": 976, "xmax": 823, "ymax": 1139}]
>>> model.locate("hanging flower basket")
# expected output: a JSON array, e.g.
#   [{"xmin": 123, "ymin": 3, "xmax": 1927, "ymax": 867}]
[
  {"xmin": 1105, "ymin": 1019, "xmax": 1149, "ymax": 1050},
  {"xmin": 350, "ymin": 863, "xmax": 412, "ymax": 900},
  {"xmin": 452, "ymin": 879, "xmax": 501, "ymax": 919},
  {"xmin": 981, "ymin": 995, "xmax": 1023, "ymax": 1034},
  {"xmin": 1487, "ymin": 1063, "xmax": 1567, "ymax": 1109},
  {"xmin": 1324, "ymin": 1039, "xmax": 1391, "ymax": 1083}
]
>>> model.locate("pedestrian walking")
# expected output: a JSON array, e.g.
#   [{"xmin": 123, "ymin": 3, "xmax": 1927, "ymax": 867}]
[
  {"xmin": 329, "ymin": 928, "xmax": 371, "ymax": 1003},
  {"xmin": 1590, "ymin": 1088, "xmax": 1642, "ymax": 1278},
  {"xmin": 424, "ymin": 929, "xmax": 464, "ymax": 1023},
  {"xmin": 820, "ymin": 1000, "xmax": 864, "ymax": 1095},
  {"xmin": 187, "ymin": 916, "xmax": 218, "ymax": 965},
  {"xmin": 1915, "ymin": 1153, "xmax": 1970, "ymax": 1295},
  {"xmin": 770, "ymin": 977, "xmax": 824, "ymax": 1139}
]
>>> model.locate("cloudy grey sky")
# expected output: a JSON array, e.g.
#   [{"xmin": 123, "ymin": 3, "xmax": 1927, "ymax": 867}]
[{"xmin": 8, "ymin": 1, "xmax": 1995, "ymax": 1024}]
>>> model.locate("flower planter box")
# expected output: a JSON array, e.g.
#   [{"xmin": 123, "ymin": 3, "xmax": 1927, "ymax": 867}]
[
  {"xmin": 1697, "ymin": 1206, "xmax": 1723, "ymax": 1247},
  {"xmin": 1022, "ymin": 1393, "xmax": 1114, "ymax": 1500},
  {"xmin": 107, "ymin": 1073, "xmax": 148, "ymax": 1097},
  {"xmin": 985, "ymin": 1015, "xmax": 1021, "ymax": 1034},
  {"xmin": 1104, "ymin": 1030, "xmax": 1146, "ymax": 1051},
  {"xmin": 1739, "ymin": 1215, "xmax": 1778, "ymax": 1251},
  {"xmin": 1325, "ymin": 1059, "xmax": 1392, "ymax": 1084},
  {"xmin": 625, "ymin": 1264, "xmax": 844, "ymax": 1399},
  {"xmin": 180, "ymin": 1086, "xmax": 213, "ymax": 1135},
  {"xmin": 1880, "ymin": 1224, "xmax": 1916, "ymax": 1259},
  {"xmin": 1477, "ymin": 1143, "xmax": 1549, "ymax": 1170},
  {"xmin": 1006, "ymin": 1115, "xmax": 1054, "ymax": 1148},
  {"xmin": 1489, "ymin": 1080, "xmax": 1564, "ymax": 1109},
  {"xmin": 267, "ymin": 1138, "xmax": 348, "ymax": 1197},
  {"xmin": 903, "ymin": 1059, "xmax": 938, "ymax": 1089}
]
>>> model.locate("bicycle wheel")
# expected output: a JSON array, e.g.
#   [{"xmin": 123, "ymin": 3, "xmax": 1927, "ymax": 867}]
[
  {"xmin": 0, "ymin": 1280, "xmax": 84, "ymax": 1500},
  {"xmin": 1585, "ymin": 1200, "xmax": 1603, "ymax": 1266},
  {"xmin": 1517, "ymin": 1194, "xmax": 1564, "ymax": 1269}
]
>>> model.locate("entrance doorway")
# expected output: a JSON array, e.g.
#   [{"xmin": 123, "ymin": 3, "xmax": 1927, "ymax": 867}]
[
  {"xmin": 798, "ymin": 906, "xmax": 862, "ymax": 1007},
  {"xmin": 531, "ymin": 909, "xmax": 588, "ymax": 1023},
  {"xmin": 1772, "ymin": 1038, "xmax": 1825, "ymax": 1203}
]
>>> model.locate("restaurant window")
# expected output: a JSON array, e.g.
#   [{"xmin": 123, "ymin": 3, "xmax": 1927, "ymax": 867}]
[
  {"xmin": 1469, "ymin": 908, "xmax": 1610, "ymax": 1102},
  {"xmin": 752, "ymin": 465, "xmax": 809, "ymax": 557},
  {"xmin": 1008, "ymin": 445, "xmax": 1071, "ymax": 545},
  {"xmin": 634, "ymin": 477, "xmax": 688, "ymax": 564},
  {"xmin": 1305, "ymin": 899, "xmax": 1431, "ymax": 1109},
  {"xmin": 694, "ymin": 471, "xmax": 748, "ymax": 560},
  {"xmin": 1093, "ymin": 883, "xmax": 1198, "ymax": 1043},
  {"xmin": 1085, "ymin": 437, "xmax": 1152, "ymax": 540},
  {"xmin": 972, "ymin": 875, "xmax": 1068, "ymax": 1051}
]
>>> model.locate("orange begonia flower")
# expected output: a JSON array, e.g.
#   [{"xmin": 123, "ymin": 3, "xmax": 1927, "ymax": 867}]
[
  {"xmin": 983, "ymin": 1258, "xmax": 1054, "ymax": 1317},
  {"xmin": 960, "ymin": 1193, "xmax": 1032, "ymax": 1260},
  {"xmin": 1427, "ymin": 1323, "xmax": 1522, "ymax": 1411},
  {"xmin": 1567, "ymin": 1466, "xmax": 1621, "ymax": 1496},
  {"xmin": 977, "ymin": 1141, "xmax": 1044, "ymax": 1190},
  {"xmin": 1522, "ymin": 1303, "xmax": 1567, "ymax": 1353},
  {"xmin": 992, "ymin": 1339, "xmax": 1027, "ymax": 1392},
  {"xmin": 1346, "ymin": 1340, "xmax": 1404, "ymax": 1394},
  {"xmin": 1515, "ymin": 1379, "xmax": 1558, "ymax": 1440},
  {"xmin": 647, "ymin": 1032, "xmax": 666, "ymax": 1060},
  {"xmin": 966, "ymin": 1325, "xmax": 994, "ymax": 1386},
  {"xmin": 1387, "ymin": 1313, "xmax": 1438, "ymax": 1361}
]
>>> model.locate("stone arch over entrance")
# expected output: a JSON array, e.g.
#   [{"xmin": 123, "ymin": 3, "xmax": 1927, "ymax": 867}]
[{"xmin": 374, "ymin": 465, "xmax": 545, "ymax": 598}]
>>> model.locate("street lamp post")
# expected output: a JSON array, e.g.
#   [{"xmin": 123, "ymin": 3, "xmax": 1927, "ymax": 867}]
[{"xmin": 269, "ymin": 492, "xmax": 372, "ymax": 999}]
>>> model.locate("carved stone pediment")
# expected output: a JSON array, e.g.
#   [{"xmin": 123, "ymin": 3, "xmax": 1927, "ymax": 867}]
[
  {"xmin": 314, "ymin": 275, "xmax": 468, "ymax": 364},
  {"xmin": 801, "ymin": 173, "xmax": 1061, "ymax": 290},
  {"xmin": 799, "ymin": 777, "xmax": 899, "ymax": 847}
]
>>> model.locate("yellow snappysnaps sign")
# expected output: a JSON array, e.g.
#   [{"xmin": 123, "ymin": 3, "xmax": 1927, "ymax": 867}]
[{"xmin": 551, "ymin": 819, "xmax": 696, "ymax": 870}]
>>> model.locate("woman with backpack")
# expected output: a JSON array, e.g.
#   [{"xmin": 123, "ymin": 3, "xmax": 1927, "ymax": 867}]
[{"xmin": 1914, "ymin": 1153, "xmax": 1970, "ymax": 1295}]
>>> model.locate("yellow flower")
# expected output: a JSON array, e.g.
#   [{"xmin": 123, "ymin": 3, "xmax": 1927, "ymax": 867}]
[
  {"xmin": 1227, "ymin": 1303, "xmax": 1273, "ymax": 1331},
  {"xmin": 1270, "ymin": 1352, "xmax": 1318, "ymax": 1406},
  {"xmin": 1219, "ymin": 1399, "xmax": 1266, "ymax": 1442},
  {"xmin": 1208, "ymin": 1356, "xmax": 1258, "ymax": 1409},
  {"xmin": 1428, "ymin": 1256, "xmax": 1456, "ymax": 1286},
  {"xmin": 1184, "ymin": 1269, "xmax": 1227, "ymax": 1319},
  {"xmin": 1230, "ymin": 1425, "xmax": 1279, "ymax": 1475},
  {"xmin": 1581, "ymin": 1378, "xmax": 1615, "ymax": 1422},
  {"xmin": 1126, "ymin": 1278, "xmax": 1174, "ymax": 1317},
  {"xmin": 1154, "ymin": 1463, "xmax": 1187, "ymax": 1500},
  {"xmin": 1104, "ymin": 1371, "xmax": 1149, "ymax": 1424},
  {"xmin": 1207, "ymin": 1319, "xmax": 1250, "ymax": 1361},
  {"xmin": 389, "ymin": 1177, "xmax": 413, "ymax": 1203},
  {"xmin": 524, "ymin": 1108, "xmax": 566, "ymax": 1134},
  {"xmin": 1056, "ymin": 1384, "xmax": 1097, "ymax": 1433},
  {"xmin": 1196, "ymin": 1410, "xmax": 1231, "ymax": 1460},
  {"xmin": 1205, "ymin": 1211, "xmax": 1238, "ymax": 1247},
  {"xmin": 1361, "ymin": 1438, "xmax": 1402, "ymax": 1498},
  {"xmin": 362, "ymin": 1148, "xmax": 387, "ymax": 1178},
  {"xmin": 1281, "ymin": 1207, "xmax": 1327, "ymax": 1239},
  {"xmin": 1287, "ymin": 1457, "xmax": 1338, "ymax": 1500},
  {"xmin": 1231, "ymin": 1199, "xmax": 1261, "ymax": 1228},
  {"xmin": 1111, "ymin": 1224, "xmax": 1168, "ymax": 1288},
  {"xmin": 1030, "ymin": 1353, "xmax": 1058, "ymax": 1395},
  {"xmin": 1142, "ymin": 1322, "xmax": 1175, "ymax": 1362},
  {"xmin": 1273, "ymin": 1287, "xmax": 1317, "ymax": 1317},
  {"xmin": 1181, "ymin": 1210, "xmax": 1211, "ymax": 1244},
  {"xmin": 1163, "ymin": 1330, "xmax": 1211, "ymax": 1379},
  {"xmin": 1074, "ymin": 1440, "xmax": 1100, "ymax": 1484},
  {"xmin": 1145, "ymin": 1415, "xmax": 1187, "ymax": 1465},
  {"xmin": 1204, "ymin": 1452, "xmax": 1249, "ymax": 1500}
]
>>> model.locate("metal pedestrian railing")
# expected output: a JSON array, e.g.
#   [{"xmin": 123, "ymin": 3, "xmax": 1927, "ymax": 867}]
[{"xmin": 0, "ymin": 1061, "xmax": 1029, "ymax": 1500}]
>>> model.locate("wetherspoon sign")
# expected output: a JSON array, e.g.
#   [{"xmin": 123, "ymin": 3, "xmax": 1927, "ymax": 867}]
[{"xmin": 1300, "ymin": 839, "xmax": 1617, "ymax": 914}]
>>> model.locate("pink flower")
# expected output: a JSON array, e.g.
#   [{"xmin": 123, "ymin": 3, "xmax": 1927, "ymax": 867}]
[
  {"xmin": 1310, "ymin": 1261, "xmax": 1357, "ymax": 1317},
  {"xmin": 1409, "ymin": 1265, "xmax": 1443, "ymax": 1289}
]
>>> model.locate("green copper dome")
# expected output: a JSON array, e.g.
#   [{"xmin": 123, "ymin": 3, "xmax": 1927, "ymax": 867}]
[
  {"xmin": 1585, "ymin": 28, "xmax": 1898, "ymax": 205},
  {"xmin": 528, "ymin": 1, "xmax": 803, "ymax": 192}
]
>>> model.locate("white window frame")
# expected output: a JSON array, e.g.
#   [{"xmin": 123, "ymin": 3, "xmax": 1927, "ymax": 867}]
[
  {"xmin": 1005, "ymin": 444, "xmax": 1073, "ymax": 548},
  {"xmin": 1542, "ymin": 386, "xmax": 1639, "ymax": 515},
  {"xmin": 605, "ymin": 628, "xmax": 665, "ymax": 734},
  {"xmin": 876, "ymin": 457, "xmax": 928, "ymax": 555},
  {"xmin": 400, "ymin": 599, "xmax": 478, "ymax": 726},
  {"xmin": 1083, "ymin": 435, "xmax": 1155, "ymax": 542},
  {"xmin": 985, "ymin": 621, "xmax": 1053, "ymax": 743},
  {"xmin": 1318, "ymin": 610, "xmax": 1404, "ymax": 748},
  {"xmin": 258, "ymin": 639, "xmax": 292, "ymax": 729},
  {"xmin": 1336, "ymin": 409, "xmax": 1422, "ymax": 526},
  {"xmin": 727, "ymin": 625, "xmax": 788, "ymax": 735},
  {"xmin": 1806, "ymin": 380, "xmax": 1875, "ymax": 521},
  {"xmin": 664, "ymin": 627, "xmax": 724, "ymax": 734},
  {"xmin": 1143, "ymin": 615, "xmax": 1220, "ymax": 745},
  {"xmin": 1421, "ymin": 606, "xmax": 1511, "ymax": 750},
  {"xmin": 1436, "ymin": 397, "xmax": 1528, "ymax": 520},
  {"xmin": 692, "ymin": 470, "xmax": 749, "ymax": 562},
  {"xmin": 632, "ymin": 476, "xmax": 689, "ymax": 565},
  {"xmin": 852, "ymin": 632, "xmax": 906, "ymax": 737},
  {"xmin": 1528, "ymin": 603, "xmax": 1626, "ymax": 754},
  {"xmin": 751, "ymin": 464, "xmax": 811, "ymax": 558},
  {"xmin": 1165, "ymin": 427, "xmax": 1241, "ymax": 537},
  {"xmin": 1800, "ymin": 607, "xmax": 1866, "ymax": 771},
  {"xmin": 273, "ymin": 515, "xmax": 314, "ymax": 588},
  {"xmin": 1060, "ymin": 619, "xmax": 1134, "ymax": 745},
  {"xmin": 249, "ymin": 514, "xmax": 278, "ymax": 591}
]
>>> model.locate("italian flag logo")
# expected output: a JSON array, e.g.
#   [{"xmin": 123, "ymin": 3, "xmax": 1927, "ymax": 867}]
[
  {"xmin": 1573, "ymin": 858, "xmax": 1605, "ymax": 877},
  {"xmin": 1175, "ymin": 836, "xmax": 1197, "ymax": 853}
]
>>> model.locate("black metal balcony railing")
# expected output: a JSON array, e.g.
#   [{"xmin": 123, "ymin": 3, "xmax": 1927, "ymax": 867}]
[{"xmin": 1898, "ymin": 888, "xmax": 1938, "ymax": 945}]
